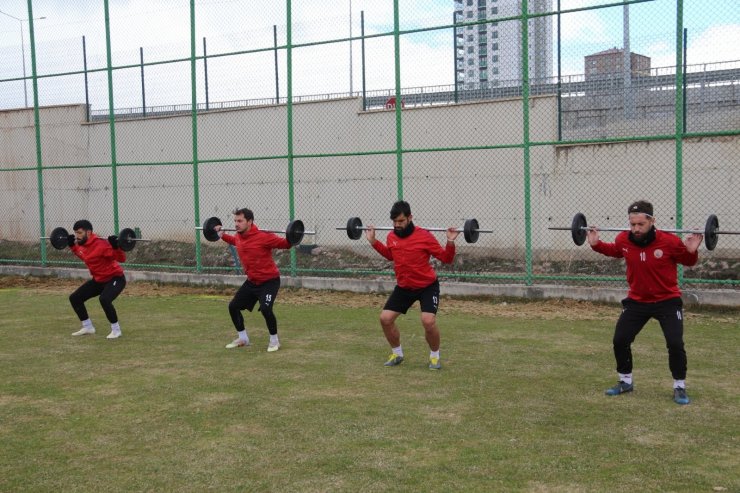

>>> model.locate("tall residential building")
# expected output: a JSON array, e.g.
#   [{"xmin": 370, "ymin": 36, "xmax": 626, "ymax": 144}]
[{"xmin": 455, "ymin": 0, "xmax": 553, "ymax": 89}]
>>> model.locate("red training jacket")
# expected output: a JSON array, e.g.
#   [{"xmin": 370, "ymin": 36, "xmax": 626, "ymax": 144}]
[
  {"xmin": 372, "ymin": 226, "xmax": 455, "ymax": 290},
  {"xmin": 70, "ymin": 233, "xmax": 126, "ymax": 283},
  {"xmin": 590, "ymin": 229, "xmax": 698, "ymax": 303},
  {"xmin": 221, "ymin": 224, "xmax": 291, "ymax": 285}
]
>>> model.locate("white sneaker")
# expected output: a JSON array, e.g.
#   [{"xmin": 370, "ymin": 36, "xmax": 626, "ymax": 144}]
[
  {"xmin": 225, "ymin": 338, "xmax": 249, "ymax": 349},
  {"xmin": 267, "ymin": 343, "xmax": 280, "ymax": 352},
  {"xmin": 72, "ymin": 327, "xmax": 95, "ymax": 336},
  {"xmin": 106, "ymin": 330, "xmax": 122, "ymax": 339}
]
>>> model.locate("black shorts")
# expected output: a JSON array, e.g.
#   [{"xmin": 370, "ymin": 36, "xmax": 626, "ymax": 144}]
[
  {"xmin": 232, "ymin": 277, "xmax": 281, "ymax": 312},
  {"xmin": 383, "ymin": 280, "xmax": 440, "ymax": 314}
]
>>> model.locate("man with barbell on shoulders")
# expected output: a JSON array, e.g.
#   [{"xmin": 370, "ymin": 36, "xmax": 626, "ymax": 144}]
[
  {"xmin": 67, "ymin": 220, "xmax": 127, "ymax": 340},
  {"xmin": 214, "ymin": 208, "xmax": 293, "ymax": 352},
  {"xmin": 587, "ymin": 200, "xmax": 703, "ymax": 405},
  {"xmin": 365, "ymin": 200, "xmax": 459, "ymax": 370}
]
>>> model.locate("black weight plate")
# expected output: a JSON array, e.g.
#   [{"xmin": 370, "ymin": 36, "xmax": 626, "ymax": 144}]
[
  {"xmin": 118, "ymin": 228, "xmax": 137, "ymax": 252},
  {"xmin": 463, "ymin": 218, "xmax": 480, "ymax": 244},
  {"xmin": 50, "ymin": 227, "xmax": 70, "ymax": 250},
  {"xmin": 347, "ymin": 217, "xmax": 363, "ymax": 240},
  {"xmin": 202, "ymin": 216, "xmax": 222, "ymax": 242},
  {"xmin": 286, "ymin": 219, "xmax": 305, "ymax": 245},
  {"xmin": 571, "ymin": 213, "xmax": 587, "ymax": 246},
  {"xmin": 704, "ymin": 214, "xmax": 719, "ymax": 251}
]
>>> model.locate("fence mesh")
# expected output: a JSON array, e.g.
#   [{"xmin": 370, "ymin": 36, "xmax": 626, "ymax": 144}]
[{"xmin": 0, "ymin": 0, "xmax": 738, "ymax": 288}]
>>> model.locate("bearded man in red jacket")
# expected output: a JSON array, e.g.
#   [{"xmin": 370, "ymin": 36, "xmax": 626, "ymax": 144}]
[
  {"xmin": 215, "ymin": 208, "xmax": 294, "ymax": 352},
  {"xmin": 68, "ymin": 220, "xmax": 127, "ymax": 339},
  {"xmin": 365, "ymin": 201, "xmax": 459, "ymax": 370},
  {"xmin": 588, "ymin": 200, "xmax": 703, "ymax": 405}
]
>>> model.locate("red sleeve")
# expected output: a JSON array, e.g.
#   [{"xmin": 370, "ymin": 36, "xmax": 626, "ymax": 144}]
[
  {"xmin": 430, "ymin": 239, "xmax": 455, "ymax": 264},
  {"xmin": 670, "ymin": 236, "xmax": 699, "ymax": 267},
  {"xmin": 220, "ymin": 233, "xmax": 236, "ymax": 246},
  {"xmin": 371, "ymin": 240, "xmax": 393, "ymax": 261},
  {"xmin": 263, "ymin": 233, "xmax": 291, "ymax": 250},
  {"xmin": 590, "ymin": 240, "xmax": 623, "ymax": 258},
  {"xmin": 114, "ymin": 249, "xmax": 126, "ymax": 263}
]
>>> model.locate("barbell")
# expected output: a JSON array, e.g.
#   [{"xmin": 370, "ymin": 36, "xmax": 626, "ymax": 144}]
[
  {"xmin": 337, "ymin": 216, "xmax": 492, "ymax": 244},
  {"xmin": 196, "ymin": 216, "xmax": 315, "ymax": 245},
  {"xmin": 41, "ymin": 226, "xmax": 149, "ymax": 252},
  {"xmin": 548, "ymin": 212, "xmax": 740, "ymax": 251}
]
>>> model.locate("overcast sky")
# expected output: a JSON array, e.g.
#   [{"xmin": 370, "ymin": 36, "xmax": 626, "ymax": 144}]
[{"xmin": 0, "ymin": 0, "xmax": 737, "ymax": 110}]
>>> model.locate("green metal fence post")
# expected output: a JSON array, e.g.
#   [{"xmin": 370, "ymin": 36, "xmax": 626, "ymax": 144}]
[
  {"xmin": 675, "ymin": 0, "xmax": 685, "ymax": 285},
  {"xmin": 287, "ymin": 0, "xmax": 297, "ymax": 276},
  {"xmin": 393, "ymin": 0, "xmax": 403, "ymax": 200},
  {"xmin": 521, "ymin": 0, "xmax": 533, "ymax": 286},
  {"xmin": 190, "ymin": 0, "xmax": 202, "ymax": 273},
  {"xmin": 27, "ymin": 0, "xmax": 46, "ymax": 265},
  {"xmin": 103, "ymin": 0, "xmax": 119, "ymax": 233}
]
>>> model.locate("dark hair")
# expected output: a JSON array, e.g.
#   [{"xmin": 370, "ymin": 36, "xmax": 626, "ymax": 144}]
[
  {"xmin": 232, "ymin": 208, "xmax": 254, "ymax": 221},
  {"xmin": 390, "ymin": 200, "xmax": 411, "ymax": 220},
  {"xmin": 627, "ymin": 200, "xmax": 654, "ymax": 217},
  {"xmin": 73, "ymin": 219, "xmax": 93, "ymax": 231}
]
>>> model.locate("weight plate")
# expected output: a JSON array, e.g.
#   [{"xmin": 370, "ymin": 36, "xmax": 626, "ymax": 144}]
[
  {"xmin": 50, "ymin": 227, "xmax": 70, "ymax": 250},
  {"xmin": 571, "ymin": 213, "xmax": 587, "ymax": 246},
  {"xmin": 347, "ymin": 217, "xmax": 363, "ymax": 240},
  {"xmin": 202, "ymin": 216, "xmax": 222, "ymax": 242},
  {"xmin": 286, "ymin": 219, "xmax": 305, "ymax": 245},
  {"xmin": 118, "ymin": 228, "xmax": 137, "ymax": 252},
  {"xmin": 704, "ymin": 214, "xmax": 719, "ymax": 251},
  {"xmin": 463, "ymin": 218, "xmax": 480, "ymax": 244}
]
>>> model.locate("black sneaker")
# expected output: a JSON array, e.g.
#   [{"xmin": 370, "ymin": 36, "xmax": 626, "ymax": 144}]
[
  {"xmin": 673, "ymin": 387, "xmax": 690, "ymax": 405},
  {"xmin": 605, "ymin": 381, "xmax": 634, "ymax": 396}
]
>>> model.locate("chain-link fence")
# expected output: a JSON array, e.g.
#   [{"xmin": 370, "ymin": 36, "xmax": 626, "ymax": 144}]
[{"xmin": 1, "ymin": 0, "xmax": 738, "ymax": 288}]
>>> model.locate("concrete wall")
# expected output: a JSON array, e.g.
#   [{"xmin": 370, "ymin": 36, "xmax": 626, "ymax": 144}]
[{"xmin": 1, "ymin": 97, "xmax": 739, "ymax": 257}]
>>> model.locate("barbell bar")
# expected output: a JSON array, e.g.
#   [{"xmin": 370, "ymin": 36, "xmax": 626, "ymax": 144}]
[
  {"xmin": 336, "ymin": 216, "xmax": 492, "ymax": 244},
  {"xmin": 548, "ymin": 212, "xmax": 740, "ymax": 251},
  {"xmin": 41, "ymin": 226, "xmax": 149, "ymax": 252},
  {"xmin": 196, "ymin": 216, "xmax": 315, "ymax": 245}
]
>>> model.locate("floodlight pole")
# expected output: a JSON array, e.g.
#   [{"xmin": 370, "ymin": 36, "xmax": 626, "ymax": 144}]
[{"xmin": 0, "ymin": 10, "xmax": 45, "ymax": 108}]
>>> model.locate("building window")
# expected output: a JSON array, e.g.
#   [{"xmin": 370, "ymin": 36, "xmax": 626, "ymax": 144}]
[
  {"xmin": 479, "ymin": 58, "xmax": 487, "ymax": 68},
  {"xmin": 467, "ymin": 35, "xmax": 474, "ymax": 42},
  {"xmin": 468, "ymin": 70, "xmax": 475, "ymax": 77},
  {"xmin": 491, "ymin": 7, "xmax": 498, "ymax": 14},
  {"xmin": 466, "ymin": 11, "xmax": 473, "ymax": 18},
  {"xmin": 492, "ymin": 55, "xmax": 499, "ymax": 63},
  {"xmin": 479, "ymin": 47, "xmax": 487, "ymax": 56},
  {"xmin": 467, "ymin": 46, "xmax": 474, "ymax": 54},
  {"xmin": 479, "ymin": 35, "xmax": 487, "ymax": 44},
  {"xmin": 492, "ymin": 42, "xmax": 499, "ymax": 51},
  {"xmin": 479, "ymin": 70, "xmax": 488, "ymax": 80},
  {"xmin": 492, "ymin": 31, "xmax": 498, "ymax": 39},
  {"xmin": 467, "ymin": 58, "xmax": 474, "ymax": 66},
  {"xmin": 467, "ymin": 0, "xmax": 473, "ymax": 5},
  {"xmin": 492, "ymin": 67, "xmax": 499, "ymax": 75}
]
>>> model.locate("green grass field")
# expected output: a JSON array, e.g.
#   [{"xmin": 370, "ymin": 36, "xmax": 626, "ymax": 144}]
[{"xmin": 1, "ymin": 278, "xmax": 738, "ymax": 492}]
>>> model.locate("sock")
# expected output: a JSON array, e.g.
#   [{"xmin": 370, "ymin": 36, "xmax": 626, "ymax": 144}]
[
  {"xmin": 618, "ymin": 373, "xmax": 633, "ymax": 385},
  {"xmin": 111, "ymin": 322, "xmax": 121, "ymax": 333},
  {"xmin": 238, "ymin": 330, "xmax": 249, "ymax": 343},
  {"xmin": 673, "ymin": 379, "xmax": 686, "ymax": 390},
  {"xmin": 392, "ymin": 346, "xmax": 403, "ymax": 357},
  {"xmin": 269, "ymin": 334, "xmax": 279, "ymax": 345},
  {"xmin": 430, "ymin": 350, "xmax": 440, "ymax": 359},
  {"xmin": 82, "ymin": 319, "xmax": 93, "ymax": 329}
]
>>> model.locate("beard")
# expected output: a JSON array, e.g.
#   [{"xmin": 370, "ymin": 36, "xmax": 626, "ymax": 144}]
[
  {"xmin": 629, "ymin": 226, "xmax": 656, "ymax": 247},
  {"xmin": 394, "ymin": 221, "xmax": 415, "ymax": 238}
]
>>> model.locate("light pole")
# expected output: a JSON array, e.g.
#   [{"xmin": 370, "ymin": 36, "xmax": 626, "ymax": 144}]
[{"xmin": 0, "ymin": 10, "xmax": 46, "ymax": 108}]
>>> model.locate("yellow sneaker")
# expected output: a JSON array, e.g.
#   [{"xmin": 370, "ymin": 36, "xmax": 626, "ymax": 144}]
[
  {"xmin": 384, "ymin": 354, "xmax": 404, "ymax": 366},
  {"xmin": 428, "ymin": 357, "xmax": 441, "ymax": 370}
]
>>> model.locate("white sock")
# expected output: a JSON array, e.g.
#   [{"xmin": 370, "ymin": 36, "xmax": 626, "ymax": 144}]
[
  {"xmin": 618, "ymin": 373, "xmax": 633, "ymax": 385},
  {"xmin": 270, "ymin": 334, "xmax": 279, "ymax": 345},
  {"xmin": 674, "ymin": 379, "xmax": 686, "ymax": 389},
  {"xmin": 82, "ymin": 319, "xmax": 93, "ymax": 329},
  {"xmin": 392, "ymin": 346, "xmax": 403, "ymax": 357},
  {"xmin": 430, "ymin": 350, "xmax": 440, "ymax": 359},
  {"xmin": 238, "ymin": 330, "xmax": 249, "ymax": 343},
  {"xmin": 111, "ymin": 322, "xmax": 121, "ymax": 333}
]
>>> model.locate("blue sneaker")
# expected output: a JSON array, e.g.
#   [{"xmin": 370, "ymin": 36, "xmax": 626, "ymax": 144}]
[
  {"xmin": 673, "ymin": 387, "xmax": 690, "ymax": 405},
  {"xmin": 605, "ymin": 381, "xmax": 633, "ymax": 396},
  {"xmin": 384, "ymin": 354, "xmax": 404, "ymax": 367}
]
